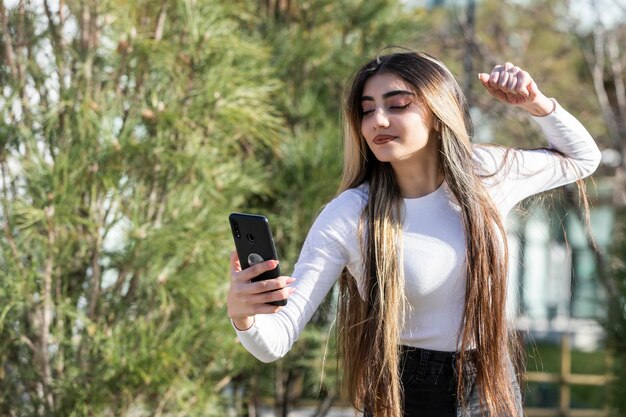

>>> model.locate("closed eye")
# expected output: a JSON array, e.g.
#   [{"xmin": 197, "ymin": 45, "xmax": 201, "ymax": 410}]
[{"xmin": 390, "ymin": 102, "xmax": 412, "ymax": 111}]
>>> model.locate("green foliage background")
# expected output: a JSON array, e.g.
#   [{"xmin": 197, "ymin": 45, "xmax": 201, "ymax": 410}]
[{"xmin": 0, "ymin": 0, "xmax": 623, "ymax": 416}]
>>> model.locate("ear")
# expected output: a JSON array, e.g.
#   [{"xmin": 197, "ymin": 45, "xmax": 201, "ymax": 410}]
[{"xmin": 433, "ymin": 119, "xmax": 441, "ymax": 132}]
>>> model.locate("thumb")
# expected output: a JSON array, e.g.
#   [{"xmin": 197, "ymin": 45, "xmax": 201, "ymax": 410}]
[
  {"xmin": 477, "ymin": 73, "xmax": 490, "ymax": 86},
  {"xmin": 527, "ymin": 80, "xmax": 540, "ymax": 97}
]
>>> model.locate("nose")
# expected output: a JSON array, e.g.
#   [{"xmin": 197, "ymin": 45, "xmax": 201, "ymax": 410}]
[{"xmin": 372, "ymin": 108, "xmax": 389, "ymax": 129}]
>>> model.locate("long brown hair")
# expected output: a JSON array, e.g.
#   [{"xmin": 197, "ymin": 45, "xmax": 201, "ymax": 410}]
[{"xmin": 337, "ymin": 50, "xmax": 520, "ymax": 417}]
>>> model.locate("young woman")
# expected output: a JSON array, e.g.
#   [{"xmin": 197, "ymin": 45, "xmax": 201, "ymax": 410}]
[{"xmin": 227, "ymin": 50, "xmax": 601, "ymax": 416}]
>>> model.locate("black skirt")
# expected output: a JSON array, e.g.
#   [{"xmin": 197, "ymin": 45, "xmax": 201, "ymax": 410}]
[{"xmin": 365, "ymin": 346, "xmax": 523, "ymax": 417}]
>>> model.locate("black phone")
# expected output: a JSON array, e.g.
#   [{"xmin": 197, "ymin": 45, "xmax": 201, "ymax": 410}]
[{"xmin": 229, "ymin": 212, "xmax": 286, "ymax": 307}]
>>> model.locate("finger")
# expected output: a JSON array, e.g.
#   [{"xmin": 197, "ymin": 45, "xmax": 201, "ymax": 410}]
[
  {"xmin": 478, "ymin": 73, "xmax": 506, "ymax": 101},
  {"xmin": 498, "ymin": 70, "xmax": 510, "ymax": 89},
  {"xmin": 230, "ymin": 251, "xmax": 242, "ymax": 275},
  {"xmin": 517, "ymin": 71, "xmax": 532, "ymax": 96},
  {"xmin": 255, "ymin": 304, "xmax": 283, "ymax": 314},
  {"xmin": 231, "ymin": 302, "xmax": 281, "ymax": 319},
  {"xmin": 233, "ymin": 259, "xmax": 279, "ymax": 282},
  {"xmin": 250, "ymin": 286, "xmax": 296, "ymax": 305},
  {"xmin": 508, "ymin": 70, "xmax": 523, "ymax": 94},
  {"xmin": 489, "ymin": 68, "xmax": 502, "ymax": 89},
  {"xmin": 504, "ymin": 61, "xmax": 514, "ymax": 70},
  {"xmin": 251, "ymin": 276, "xmax": 296, "ymax": 293},
  {"xmin": 505, "ymin": 67, "xmax": 520, "ymax": 92},
  {"xmin": 527, "ymin": 80, "xmax": 539, "ymax": 98},
  {"xmin": 478, "ymin": 73, "xmax": 492, "ymax": 89},
  {"xmin": 505, "ymin": 65, "xmax": 523, "ymax": 91},
  {"xmin": 506, "ymin": 73, "xmax": 518, "ymax": 92},
  {"xmin": 478, "ymin": 72, "xmax": 489, "ymax": 84}
]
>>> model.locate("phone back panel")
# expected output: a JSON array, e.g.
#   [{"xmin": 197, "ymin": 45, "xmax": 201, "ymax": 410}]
[{"xmin": 229, "ymin": 213, "xmax": 281, "ymax": 282}]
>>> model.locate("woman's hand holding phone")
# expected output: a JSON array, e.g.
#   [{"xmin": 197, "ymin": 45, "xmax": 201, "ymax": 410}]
[{"xmin": 227, "ymin": 251, "xmax": 296, "ymax": 331}]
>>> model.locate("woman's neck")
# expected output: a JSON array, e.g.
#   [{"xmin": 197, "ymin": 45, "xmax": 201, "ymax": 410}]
[{"xmin": 391, "ymin": 157, "xmax": 443, "ymax": 199}]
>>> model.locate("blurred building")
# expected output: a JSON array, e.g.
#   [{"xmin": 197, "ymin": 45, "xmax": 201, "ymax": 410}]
[{"xmin": 506, "ymin": 178, "xmax": 614, "ymax": 351}]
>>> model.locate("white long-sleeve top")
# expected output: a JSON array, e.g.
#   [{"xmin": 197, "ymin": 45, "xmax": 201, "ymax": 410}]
[{"xmin": 234, "ymin": 101, "xmax": 602, "ymax": 362}]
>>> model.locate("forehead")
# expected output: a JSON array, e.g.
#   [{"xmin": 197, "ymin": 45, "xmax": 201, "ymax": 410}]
[{"xmin": 362, "ymin": 72, "xmax": 414, "ymax": 97}]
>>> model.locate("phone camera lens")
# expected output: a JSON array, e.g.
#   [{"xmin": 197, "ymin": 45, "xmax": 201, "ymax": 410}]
[{"xmin": 246, "ymin": 233, "xmax": 255, "ymax": 243}]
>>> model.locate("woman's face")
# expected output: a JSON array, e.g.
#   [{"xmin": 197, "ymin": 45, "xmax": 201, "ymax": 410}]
[{"xmin": 360, "ymin": 73, "xmax": 437, "ymax": 165}]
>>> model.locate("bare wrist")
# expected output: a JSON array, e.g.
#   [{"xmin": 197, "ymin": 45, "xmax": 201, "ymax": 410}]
[
  {"xmin": 522, "ymin": 96, "xmax": 555, "ymax": 117},
  {"xmin": 232, "ymin": 317, "xmax": 255, "ymax": 331}
]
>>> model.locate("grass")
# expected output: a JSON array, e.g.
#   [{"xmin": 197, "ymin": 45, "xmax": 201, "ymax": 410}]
[{"xmin": 524, "ymin": 341, "xmax": 609, "ymax": 409}]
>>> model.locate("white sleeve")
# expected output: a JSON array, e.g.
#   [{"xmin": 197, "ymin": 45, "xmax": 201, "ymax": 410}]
[
  {"xmin": 473, "ymin": 100, "xmax": 601, "ymax": 213},
  {"xmin": 233, "ymin": 189, "xmax": 365, "ymax": 362}
]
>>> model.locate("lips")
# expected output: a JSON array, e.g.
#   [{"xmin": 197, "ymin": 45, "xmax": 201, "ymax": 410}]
[{"xmin": 373, "ymin": 135, "xmax": 396, "ymax": 145}]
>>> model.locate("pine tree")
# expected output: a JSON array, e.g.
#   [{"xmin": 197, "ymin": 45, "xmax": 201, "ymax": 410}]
[{"xmin": 0, "ymin": 1, "xmax": 285, "ymax": 415}]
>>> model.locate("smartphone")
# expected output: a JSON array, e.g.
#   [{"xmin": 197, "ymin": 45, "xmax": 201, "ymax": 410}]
[{"xmin": 229, "ymin": 212, "xmax": 286, "ymax": 307}]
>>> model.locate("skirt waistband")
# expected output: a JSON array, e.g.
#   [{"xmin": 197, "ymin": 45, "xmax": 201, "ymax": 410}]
[
  {"xmin": 399, "ymin": 346, "xmax": 477, "ymax": 376},
  {"xmin": 400, "ymin": 345, "xmax": 457, "ymax": 362}
]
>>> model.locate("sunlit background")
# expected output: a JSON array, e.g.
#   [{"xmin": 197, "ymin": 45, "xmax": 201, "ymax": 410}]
[{"xmin": 1, "ymin": 0, "xmax": 625, "ymax": 416}]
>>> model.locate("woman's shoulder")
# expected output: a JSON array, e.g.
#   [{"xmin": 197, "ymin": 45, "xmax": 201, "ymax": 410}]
[
  {"xmin": 332, "ymin": 183, "xmax": 369, "ymax": 207},
  {"xmin": 312, "ymin": 184, "xmax": 368, "ymax": 232}
]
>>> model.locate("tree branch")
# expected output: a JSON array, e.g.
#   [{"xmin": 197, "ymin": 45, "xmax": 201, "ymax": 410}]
[
  {"xmin": 16, "ymin": 0, "xmax": 25, "ymax": 79},
  {"xmin": 53, "ymin": 264, "xmax": 65, "ymax": 380},
  {"xmin": 89, "ymin": 1, "xmax": 100, "ymax": 52},
  {"xmin": 0, "ymin": 3, "xmax": 18, "ymax": 79},
  {"xmin": 43, "ymin": 0, "xmax": 63, "ymax": 56},
  {"xmin": 16, "ymin": 0, "xmax": 27, "ymax": 105},
  {"xmin": 452, "ymin": 4, "xmax": 498, "ymax": 65},
  {"xmin": 43, "ymin": 0, "xmax": 67, "ymax": 103},
  {"xmin": 80, "ymin": 2, "xmax": 89, "ymax": 52},
  {"xmin": 462, "ymin": 0, "xmax": 476, "ymax": 102},
  {"xmin": 606, "ymin": 30, "xmax": 626, "ymax": 143},
  {"xmin": 124, "ymin": 272, "xmax": 140, "ymax": 301},
  {"xmin": 0, "ymin": 159, "xmax": 21, "ymax": 266},
  {"xmin": 87, "ymin": 231, "xmax": 103, "ymax": 320},
  {"xmin": 109, "ymin": 266, "xmax": 128, "ymax": 295},
  {"xmin": 581, "ymin": 29, "xmax": 621, "ymax": 148},
  {"xmin": 39, "ymin": 205, "xmax": 56, "ymax": 411}
]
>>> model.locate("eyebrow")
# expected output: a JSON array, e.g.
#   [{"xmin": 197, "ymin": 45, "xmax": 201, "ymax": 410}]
[{"xmin": 361, "ymin": 90, "xmax": 415, "ymax": 102}]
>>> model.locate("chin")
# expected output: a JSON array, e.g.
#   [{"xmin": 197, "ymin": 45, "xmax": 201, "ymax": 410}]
[
  {"xmin": 371, "ymin": 151, "xmax": 395, "ymax": 163},
  {"xmin": 374, "ymin": 154, "xmax": 402, "ymax": 164}
]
